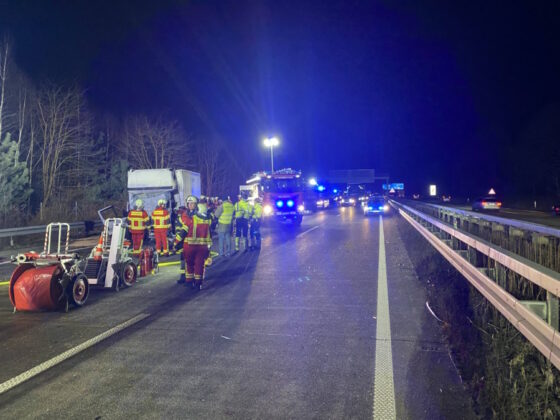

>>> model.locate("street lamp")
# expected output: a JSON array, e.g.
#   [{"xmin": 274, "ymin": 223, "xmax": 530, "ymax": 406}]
[{"xmin": 263, "ymin": 137, "xmax": 279, "ymax": 173}]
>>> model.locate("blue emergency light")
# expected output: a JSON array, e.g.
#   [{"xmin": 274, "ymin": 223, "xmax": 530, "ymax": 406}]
[
  {"xmin": 276, "ymin": 200, "xmax": 284, "ymax": 208},
  {"xmin": 287, "ymin": 200, "xmax": 295, "ymax": 208}
]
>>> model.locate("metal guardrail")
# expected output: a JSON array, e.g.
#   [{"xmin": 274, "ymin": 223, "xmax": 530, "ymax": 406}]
[
  {"xmin": 0, "ymin": 221, "xmax": 103, "ymax": 244},
  {"xmin": 419, "ymin": 201, "xmax": 560, "ymax": 238},
  {"xmin": 391, "ymin": 200, "xmax": 560, "ymax": 371}
]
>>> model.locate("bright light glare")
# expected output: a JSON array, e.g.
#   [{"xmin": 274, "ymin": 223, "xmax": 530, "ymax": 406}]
[
  {"xmin": 383, "ymin": 205, "xmax": 389, "ymax": 211},
  {"xmin": 349, "ymin": 198, "xmax": 355, "ymax": 203},
  {"xmin": 287, "ymin": 200, "xmax": 295, "ymax": 207},
  {"xmin": 297, "ymin": 205, "xmax": 305, "ymax": 212},
  {"xmin": 317, "ymin": 185, "xmax": 325, "ymax": 192},
  {"xmin": 429, "ymin": 184, "xmax": 437, "ymax": 196},
  {"xmin": 263, "ymin": 205, "xmax": 273, "ymax": 215},
  {"xmin": 308, "ymin": 178, "xmax": 317, "ymax": 186},
  {"xmin": 263, "ymin": 137, "xmax": 279, "ymax": 147},
  {"xmin": 276, "ymin": 200, "xmax": 284, "ymax": 208}
]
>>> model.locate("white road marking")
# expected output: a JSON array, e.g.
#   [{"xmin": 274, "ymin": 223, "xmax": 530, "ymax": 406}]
[
  {"xmin": 296, "ymin": 225, "xmax": 320, "ymax": 237},
  {"xmin": 0, "ymin": 312, "xmax": 150, "ymax": 396},
  {"xmin": 373, "ymin": 215, "xmax": 397, "ymax": 419}
]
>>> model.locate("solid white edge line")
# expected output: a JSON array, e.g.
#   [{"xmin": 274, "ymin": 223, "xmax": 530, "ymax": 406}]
[
  {"xmin": 0, "ymin": 312, "xmax": 150, "ymax": 396},
  {"xmin": 373, "ymin": 215, "xmax": 397, "ymax": 419}
]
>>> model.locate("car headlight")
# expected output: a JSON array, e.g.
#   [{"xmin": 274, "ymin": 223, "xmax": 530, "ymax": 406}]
[
  {"xmin": 263, "ymin": 205, "xmax": 273, "ymax": 215},
  {"xmin": 316, "ymin": 200, "xmax": 324, "ymax": 205},
  {"xmin": 383, "ymin": 205, "xmax": 389, "ymax": 212},
  {"xmin": 349, "ymin": 198, "xmax": 355, "ymax": 203},
  {"xmin": 297, "ymin": 204, "xmax": 305, "ymax": 212}
]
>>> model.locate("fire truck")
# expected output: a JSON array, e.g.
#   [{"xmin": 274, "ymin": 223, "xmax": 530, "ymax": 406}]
[{"xmin": 242, "ymin": 168, "xmax": 305, "ymax": 225}]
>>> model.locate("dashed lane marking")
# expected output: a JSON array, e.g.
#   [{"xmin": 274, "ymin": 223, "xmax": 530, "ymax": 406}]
[
  {"xmin": 296, "ymin": 225, "xmax": 320, "ymax": 238},
  {"xmin": 0, "ymin": 312, "xmax": 150, "ymax": 396},
  {"xmin": 373, "ymin": 215, "xmax": 397, "ymax": 419}
]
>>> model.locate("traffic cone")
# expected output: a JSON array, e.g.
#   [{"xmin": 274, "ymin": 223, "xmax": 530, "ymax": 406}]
[{"xmin": 93, "ymin": 234, "xmax": 104, "ymax": 261}]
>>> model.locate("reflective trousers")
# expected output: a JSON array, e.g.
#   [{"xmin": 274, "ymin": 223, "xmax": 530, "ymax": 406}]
[
  {"xmin": 154, "ymin": 229, "xmax": 169, "ymax": 255},
  {"xmin": 183, "ymin": 244, "xmax": 210, "ymax": 282},
  {"xmin": 130, "ymin": 231, "xmax": 144, "ymax": 255}
]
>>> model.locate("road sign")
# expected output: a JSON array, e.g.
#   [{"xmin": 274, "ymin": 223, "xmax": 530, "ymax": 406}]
[{"xmin": 429, "ymin": 185, "xmax": 437, "ymax": 196}]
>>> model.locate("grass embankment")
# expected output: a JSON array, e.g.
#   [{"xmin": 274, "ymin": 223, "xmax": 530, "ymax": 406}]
[{"xmin": 397, "ymin": 218, "xmax": 560, "ymax": 419}]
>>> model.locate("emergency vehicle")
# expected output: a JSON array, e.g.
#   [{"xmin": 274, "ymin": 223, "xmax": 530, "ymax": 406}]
[{"xmin": 242, "ymin": 168, "xmax": 305, "ymax": 225}]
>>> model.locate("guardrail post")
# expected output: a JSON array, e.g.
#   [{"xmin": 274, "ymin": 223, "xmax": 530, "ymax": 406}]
[
  {"xmin": 10, "ymin": 235, "xmax": 14, "ymax": 247},
  {"xmin": 548, "ymin": 292, "xmax": 559, "ymax": 330}
]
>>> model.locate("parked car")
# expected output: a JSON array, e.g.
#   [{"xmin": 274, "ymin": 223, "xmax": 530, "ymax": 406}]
[
  {"xmin": 442, "ymin": 195, "xmax": 451, "ymax": 202},
  {"xmin": 472, "ymin": 196, "xmax": 502, "ymax": 212}
]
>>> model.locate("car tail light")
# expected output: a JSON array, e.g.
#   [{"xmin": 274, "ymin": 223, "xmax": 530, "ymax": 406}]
[
  {"xmin": 556, "ymin": 207, "xmax": 559, "ymax": 211},
  {"xmin": 481, "ymin": 201, "xmax": 487, "ymax": 205},
  {"xmin": 496, "ymin": 202, "xmax": 502, "ymax": 207}
]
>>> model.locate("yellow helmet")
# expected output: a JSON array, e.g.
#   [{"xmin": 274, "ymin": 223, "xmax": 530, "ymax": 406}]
[
  {"xmin": 158, "ymin": 199, "xmax": 166, "ymax": 206},
  {"xmin": 135, "ymin": 199, "xmax": 143, "ymax": 209}
]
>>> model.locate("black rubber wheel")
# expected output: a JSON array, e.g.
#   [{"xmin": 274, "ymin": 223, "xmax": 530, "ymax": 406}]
[
  {"xmin": 121, "ymin": 262, "xmax": 137, "ymax": 287},
  {"xmin": 69, "ymin": 274, "xmax": 89, "ymax": 307}
]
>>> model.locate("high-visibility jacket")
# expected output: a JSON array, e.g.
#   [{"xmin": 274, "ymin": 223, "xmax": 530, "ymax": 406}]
[
  {"xmin": 151, "ymin": 206, "xmax": 170, "ymax": 230},
  {"xmin": 127, "ymin": 209, "xmax": 149, "ymax": 232},
  {"xmin": 234, "ymin": 200, "xmax": 250, "ymax": 219},
  {"xmin": 218, "ymin": 202, "xmax": 234, "ymax": 225},
  {"xmin": 184, "ymin": 213, "xmax": 212, "ymax": 246},
  {"xmin": 173, "ymin": 208, "xmax": 190, "ymax": 247},
  {"xmin": 252, "ymin": 203, "xmax": 263, "ymax": 220}
]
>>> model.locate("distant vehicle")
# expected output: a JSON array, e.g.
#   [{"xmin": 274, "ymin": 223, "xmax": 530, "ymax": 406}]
[
  {"xmin": 472, "ymin": 196, "xmax": 502, "ymax": 212},
  {"xmin": 412, "ymin": 193, "xmax": 420, "ymax": 200},
  {"xmin": 363, "ymin": 195, "xmax": 390, "ymax": 216},
  {"xmin": 315, "ymin": 198, "xmax": 330, "ymax": 209},
  {"xmin": 339, "ymin": 194, "xmax": 357, "ymax": 207},
  {"xmin": 442, "ymin": 195, "xmax": 451, "ymax": 202},
  {"xmin": 553, "ymin": 203, "xmax": 560, "ymax": 216}
]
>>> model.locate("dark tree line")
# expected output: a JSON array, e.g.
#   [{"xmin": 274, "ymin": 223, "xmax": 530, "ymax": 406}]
[{"xmin": 0, "ymin": 40, "xmax": 240, "ymax": 227}]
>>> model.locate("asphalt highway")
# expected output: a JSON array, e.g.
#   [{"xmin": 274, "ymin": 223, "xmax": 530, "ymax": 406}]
[{"xmin": 0, "ymin": 207, "xmax": 474, "ymax": 419}]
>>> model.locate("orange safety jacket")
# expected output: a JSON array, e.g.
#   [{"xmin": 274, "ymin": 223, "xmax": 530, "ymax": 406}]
[
  {"xmin": 151, "ymin": 207, "xmax": 170, "ymax": 230},
  {"xmin": 127, "ymin": 209, "xmax": 149, "ymax": 232},
  {"xmin": 182, "ymin": 212, "xmax": 212, "ymax": 246}
]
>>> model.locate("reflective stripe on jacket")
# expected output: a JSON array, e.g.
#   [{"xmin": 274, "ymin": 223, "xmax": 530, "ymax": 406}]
[
  {"xmin": 186, "ymin": 214, "xmax": 212, "ymax": 246},
  {"xmin": 127, "ymin": 210, "xmax": 149, "ymax": 232},
  {"xmin": 219, "ymin": 202, "xmax": 234, "ymax": 225},
  {"xmin": 234, "ymin": 200, "xmax": 250, "ymax": 219},
  {"xmin": 253, "ymin": 203, "xmax": 263, "ymax": 219},
  {"xmin": 152, "ymin": 207, "xmax": 170, "ymax": 229}
]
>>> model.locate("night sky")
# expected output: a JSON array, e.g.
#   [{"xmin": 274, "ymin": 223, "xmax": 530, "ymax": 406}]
[{"xmin": 1, "ymin": 0, "xmax": 559, "ymax": 196}]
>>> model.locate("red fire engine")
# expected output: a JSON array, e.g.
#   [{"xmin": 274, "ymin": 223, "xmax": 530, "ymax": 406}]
[{"xmin": 243, "ymin": 168, "xmax": 305, "ymax": 225}]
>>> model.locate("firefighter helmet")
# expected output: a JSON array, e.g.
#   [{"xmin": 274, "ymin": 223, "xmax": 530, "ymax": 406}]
[
  {"xmin": 186, "ymin": 195, "xmax": 198, "ymax": 205},
  {"xmin": 135, "ymin": 199, "xmax": 144, "ymax": 209},
  {"xmin": 158, "ymin": 199, "xmax": 166, "ymax": 206}
]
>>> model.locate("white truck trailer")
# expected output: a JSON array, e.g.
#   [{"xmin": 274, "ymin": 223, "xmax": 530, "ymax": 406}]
[{"xmin": 127, "ymin": 169, "xmax": 201, "ymax": 215}]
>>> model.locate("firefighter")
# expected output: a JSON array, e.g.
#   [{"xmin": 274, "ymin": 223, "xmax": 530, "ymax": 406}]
[
  {"xmin": 174, "ymin": 196, "xmax": 198, "ymax": 284},
  {"xmin": 234, "ymin": 193, "xmax": 250, "ymax": 252},
  {"xmin": 127, "ymin": 199, "xmax": 149, "ymax": 256},
  {"xmin": 214, "ymin": 195, "xmax": 234, "ymax": 257},
  {"xmin": 181, "ymin": 201, "xmax": 212, "ymax": 290},
  {"xmin": 250, "ymin": 197, "xmax": 263, "ymax": 250},
  {"xmin": 152, "ymin": 199, "xmax": 170, "ymax": 257}
]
